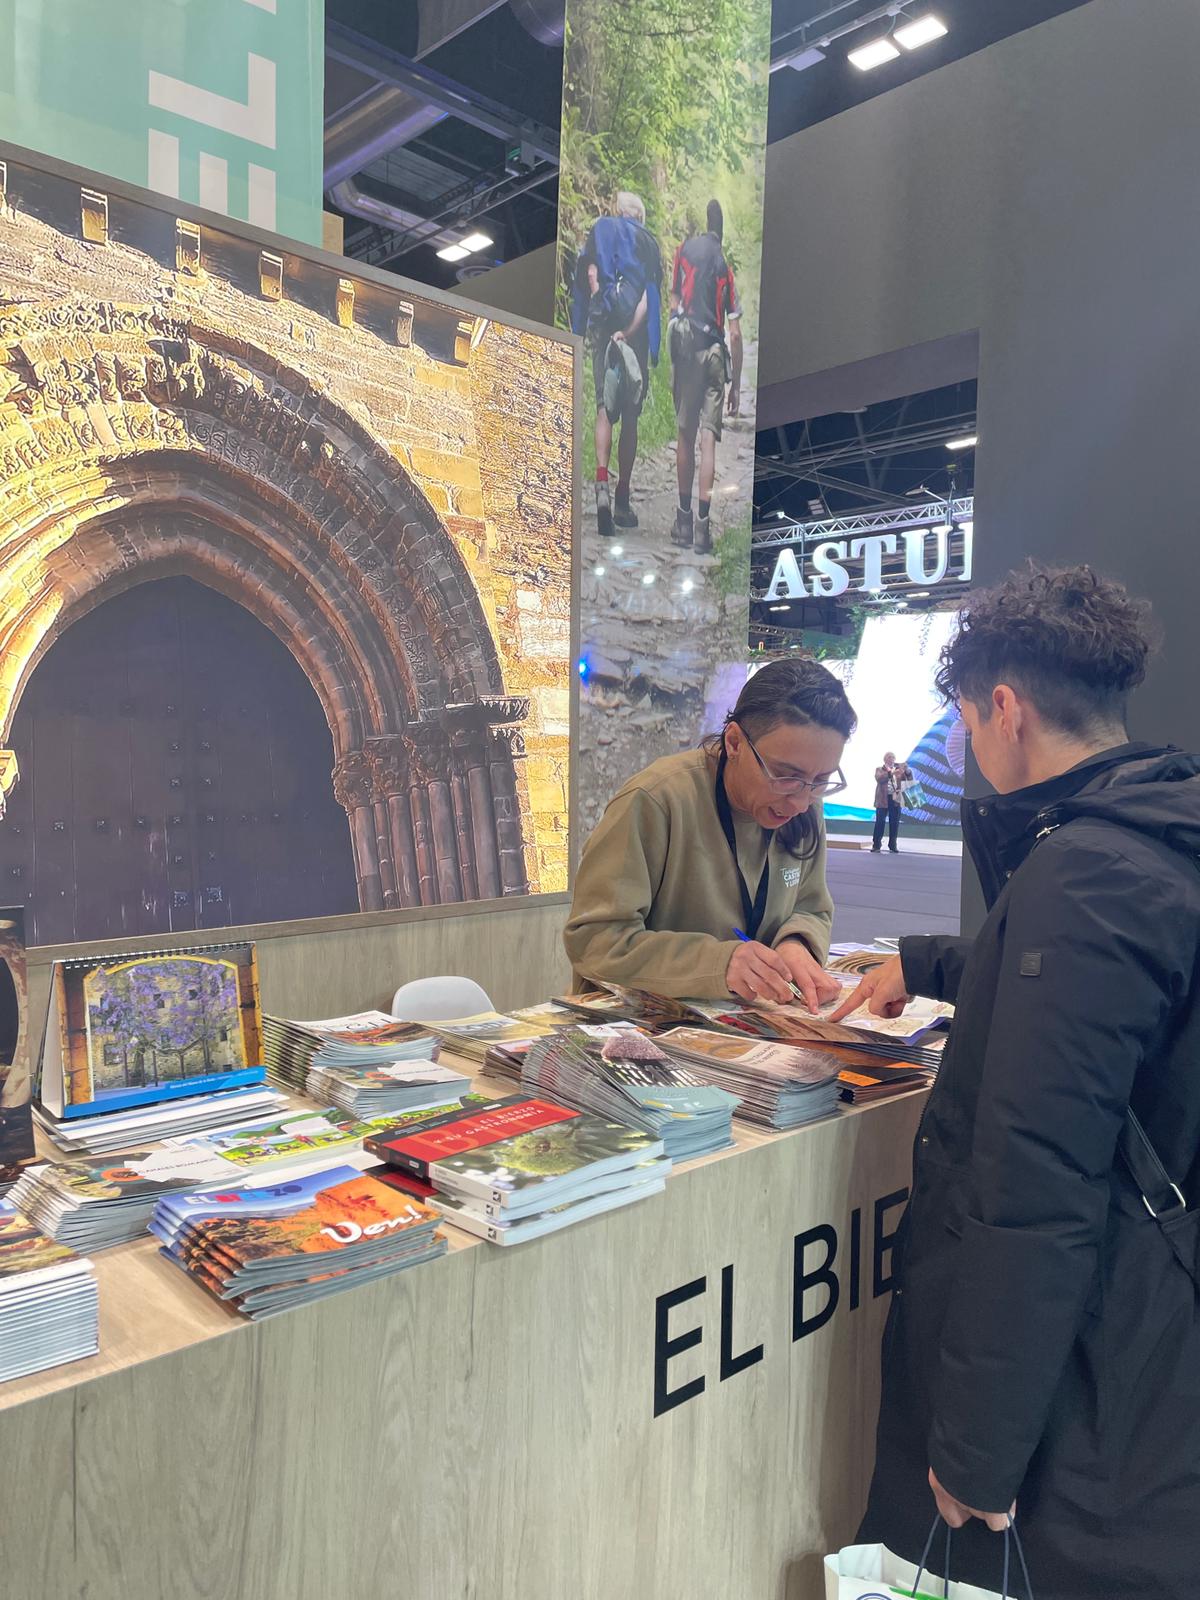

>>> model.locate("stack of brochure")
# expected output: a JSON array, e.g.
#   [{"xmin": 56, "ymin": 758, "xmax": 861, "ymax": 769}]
[
  {"xmin": 655, "ymin": 1028, "xmax": 843, "ymax": 1129},
  {"xmin": 304, "ymin": 1058, "xmax": 471, "ymax": 1119},
  {"xmin": 165, "ymin": 1098, "xmax": 488, "ymax": 1179},
  {"xmin": 10, "ymin": 1095, "xmax": 501, "ymax": 1255},
  {"xmin": 424, "ymin": 1011, "xmax": 562, "ymax": 1066},
  {"xmin": 8, "ymin": 1153, "xmax": 219, "ymax": 1253},
  {"xmin": 260, "ymin": 1011, "xmax": 442, "ymax": 1093},
  {"xmin": 150, "ymin": 1164, "xmax": 446, "ymax": 1320},
  {"xmin": 0, "ymin": 1199, "xmax": 98, "ymax": 1382},
  {"xmin": 364, "ymin": 1094, "xmax": 667, "ymax": 1246},
  {"xmin": 521, "ymin": 1027, "xmax": 737, "ymax": 1160},
  {"xmin": 34, "ymin": 1086, "xmax": 287, "ymax": 1157}
]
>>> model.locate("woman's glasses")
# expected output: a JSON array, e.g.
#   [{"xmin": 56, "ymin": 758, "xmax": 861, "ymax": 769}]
[{"xmin": 741, "ymin": 730, "xmax": 847, "ymax": 798}]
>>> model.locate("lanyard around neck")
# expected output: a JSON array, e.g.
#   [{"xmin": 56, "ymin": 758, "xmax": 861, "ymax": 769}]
[{"xmin": 715, "ymin": 748, "xmax": 771, "ymax": 940}]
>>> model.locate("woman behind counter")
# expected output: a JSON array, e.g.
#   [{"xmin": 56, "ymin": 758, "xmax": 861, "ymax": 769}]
[{"xmin": 564, "ymin": 659, "xmax": 856, "ymax": 1008}]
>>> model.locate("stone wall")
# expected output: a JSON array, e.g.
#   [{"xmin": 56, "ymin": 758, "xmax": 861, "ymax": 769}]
[{"xmin": 0, "ymin": 156, "xmax": 574, "ymax": 902}]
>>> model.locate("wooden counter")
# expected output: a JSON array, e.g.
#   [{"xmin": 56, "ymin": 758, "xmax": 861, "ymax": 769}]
[{"xmin": 0, "ymin": 1071, "xmax": 926, "ymax": 1600}]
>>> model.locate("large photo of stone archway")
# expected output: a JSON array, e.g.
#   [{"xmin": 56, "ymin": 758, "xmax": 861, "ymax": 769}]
[{"xmin": 0, "ymin": 149, "xmax": 574, "ymax": 947}]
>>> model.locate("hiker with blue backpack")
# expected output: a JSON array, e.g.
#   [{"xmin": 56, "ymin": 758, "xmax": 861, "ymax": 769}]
[{"xmin": 571, "ymin": 191, "xmax": 663, "ymax": 539}]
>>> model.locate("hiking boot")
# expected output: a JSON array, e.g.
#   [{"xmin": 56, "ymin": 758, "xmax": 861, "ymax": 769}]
[
  {"xmin": 693, "ymin": 513, "xmax": 713, "ymax": 554},
  {"xmin": 614, "ymin": 495, "xmax": 639, "ymax": 530},
  {"xmin": 595, "ymin": 481, "xmax": 615, "ymax": 538},
  {"xmin": 672, "ymin": 506, "xmax": 694, "ymax": 547}
]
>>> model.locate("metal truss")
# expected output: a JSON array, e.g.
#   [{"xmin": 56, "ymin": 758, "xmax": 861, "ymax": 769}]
[{"xmin": 752, "ymin": 498, "xmax": 975, "ymax": 550}]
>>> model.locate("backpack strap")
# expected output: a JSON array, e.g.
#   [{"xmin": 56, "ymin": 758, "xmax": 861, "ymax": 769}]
[{"xmin": 1118, "ymin": 1111, "xmax": 1199, "ymax": 1287}]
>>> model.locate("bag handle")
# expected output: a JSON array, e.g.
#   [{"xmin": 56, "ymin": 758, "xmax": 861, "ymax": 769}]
[{"xmin": 909, "ymin": 1512, "xmax": 1034, "ymax": 1600}]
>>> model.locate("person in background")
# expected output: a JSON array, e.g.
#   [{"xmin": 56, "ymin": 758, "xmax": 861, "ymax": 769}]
[
  {"xmin": 872, "ymin": 751, "xmax": 913, "ymax": 852},
  {"xmin": 564, "ymin": 659, "xmax": 854, "ymax": 1007},
  {"xmin": 832, "ymin": 566, "xmax": 1200, "ymax": 1597},
  {"xmin": 669, "ymin": 198, "xmax": 743, "ymax": 555},
  {"xmin": 570, "ymin": 191, "xmax": 663, "ymax": 538}
]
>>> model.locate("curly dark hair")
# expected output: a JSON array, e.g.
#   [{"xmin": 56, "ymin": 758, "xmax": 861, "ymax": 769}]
[
  {"xmin": 702, "ymin": 657, "xmax": 857, "ymax": 857},
  {"xmin": 935, "ymin": 565, "xmax": 1153, "ymax": 735}
]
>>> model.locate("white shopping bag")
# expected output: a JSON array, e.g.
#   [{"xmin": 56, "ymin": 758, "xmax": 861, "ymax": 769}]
[{"xmin": 824, "ymin": 1541, "xmax": 1010, "ymax": 1600}]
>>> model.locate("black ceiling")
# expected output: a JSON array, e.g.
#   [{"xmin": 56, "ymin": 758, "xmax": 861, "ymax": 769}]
[{"xmin": 326, "ymin": 0, "xmax": 1095, "ymax": 291}]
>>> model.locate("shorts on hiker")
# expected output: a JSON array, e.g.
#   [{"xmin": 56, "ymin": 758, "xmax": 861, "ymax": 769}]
[
  {"xmin": 673, "ymin": 341, "xmax": 727, "ymax": 441},
  {"xmin": 592, "ymin": 324, "xmax": 649, "ymax": 417}
]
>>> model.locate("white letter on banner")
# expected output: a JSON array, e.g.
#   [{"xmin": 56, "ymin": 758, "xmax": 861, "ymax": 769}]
[
  {"xmin": 958, "ymin": 522, "xmax": 974, "ymax": 582},
  {"xmin": 808, "ymin": 541, "xmax": 850, "ymax": 597},
  {"xmin": 850, "ymin": 534, "xmax": 897, "ymax": 592},
  {"xmin": 767, "ymin": 548, "xmax": 806, "ymax": 599},
  {"xmin": 903, "ymin": 527, "xmax": 949, "ymax": 586},
  {"xmin": 247, "ymin": 164, "xmax": 277, "ymax": 229},
  {"xmin": 149, "ymin": 54, "xmax": 277, "ymax": 148},
  {"xmin": 198, "ymin": 152, "xmax": 229, "ymax": 215},
  {"xmin": 147, "ymin": 130, "xmax": 181, "ymax": 198}
]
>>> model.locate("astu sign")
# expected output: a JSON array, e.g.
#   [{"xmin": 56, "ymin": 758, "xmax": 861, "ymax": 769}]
[{"xmin": 766, "ymin": 523, "xmax": 974, "ymax": 599}]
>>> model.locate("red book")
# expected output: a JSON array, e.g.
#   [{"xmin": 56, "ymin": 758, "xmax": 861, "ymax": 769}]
[{"xmin": 363, "ymin": 1094, "xmax": 580, "ymax": 1181}]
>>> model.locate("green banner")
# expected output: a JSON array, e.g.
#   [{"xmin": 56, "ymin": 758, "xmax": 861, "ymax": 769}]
[
  {"xmin": 0, "ymin": 0, "xmax": 323, "ymax": 244},
  {"xmin": 557, "ymin": 0, "xmax": 771, "ymax": 833}
]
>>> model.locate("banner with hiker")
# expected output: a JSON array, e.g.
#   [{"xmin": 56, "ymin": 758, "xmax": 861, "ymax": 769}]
[{"xmin": 557, "ymin": 0, "xmax": 771, "ymax": 833}]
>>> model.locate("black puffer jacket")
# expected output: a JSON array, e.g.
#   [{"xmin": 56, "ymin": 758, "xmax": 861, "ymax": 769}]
[{"xmin": 860, "ymin": 744, "xmax": 1200, "ymax": 1599}]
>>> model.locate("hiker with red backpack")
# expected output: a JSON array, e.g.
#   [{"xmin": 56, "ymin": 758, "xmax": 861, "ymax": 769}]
[
  {"xmin": 570, "ymin": 191, "xmax": 664, "ymax": 538},
  {"xmin": 669, "ymin": 199, "xmax": 744, "ymax": 555}
]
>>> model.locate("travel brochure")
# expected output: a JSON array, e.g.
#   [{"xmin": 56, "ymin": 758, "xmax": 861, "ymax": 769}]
[
  {"xmin": 0, "ymin": 1198, "xmax": 98, "ymax": 1383},
  {"xmin": 35, "ymin": 943, "xmax": 264, "ymax": 1122},
  {"xmin": 151, "ymin": 1166, "xmax": 446, "ymax": 1320}
]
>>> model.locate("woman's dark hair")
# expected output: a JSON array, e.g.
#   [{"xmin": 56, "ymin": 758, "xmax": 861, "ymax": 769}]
[
  {"xmin": 935, "ymin": 564, "xmax": 1153, "ymax": 736},
  {"xmin": 704, "ymin": 658, "xmax": 857, "ymax": 857}
]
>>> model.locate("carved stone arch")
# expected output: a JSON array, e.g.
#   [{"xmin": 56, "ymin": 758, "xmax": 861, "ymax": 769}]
[{"xmin": 0, "ymin": 297, "xmax": 530, "ymax": 910}]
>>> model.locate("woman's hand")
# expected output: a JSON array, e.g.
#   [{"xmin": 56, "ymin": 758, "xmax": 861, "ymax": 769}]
[
  {"xmin": 828, "ymin": 954, "xmax": 911, "ymax": 1021},
  {"xmin": 726, "ymin": 940, "xmax": 795, "ymax": 1004},
  {"xmin": 777, "ymin": 937, "xmax": 842, "ymax": 1013}
]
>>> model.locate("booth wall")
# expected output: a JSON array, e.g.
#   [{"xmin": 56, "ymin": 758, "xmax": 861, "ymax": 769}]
[
  {"xmin": 759, "ymin": 0, "xmax": 1200, "ymax": 928},
  {"xmin": 458, "ymin": 245, "xmax": 557, "ymax": 324}
]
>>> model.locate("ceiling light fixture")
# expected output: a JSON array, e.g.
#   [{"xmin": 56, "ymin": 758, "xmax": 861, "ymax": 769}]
[
  {"xmin": 848, "ymin": 35, "xmax": 901, "ymax": 71},
  {"xmin": 945, "ymin": 434, "xmax": 978, "ymax": 451},
  {"xmin": 642, "ymin": 571, "xmax": 656, "ymax": 587},
  {"xmin": 895, "ymin": 13, "xmax": 949, "ymax": 51},
  {"xmin": 459, "ymin": 230, "xmax": 494, "ymax": 254},
  {"xmin": 436, "ymin": 243, "xmax": 471, "ymax": 263}
]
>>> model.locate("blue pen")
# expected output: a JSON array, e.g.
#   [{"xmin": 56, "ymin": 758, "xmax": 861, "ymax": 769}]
[{"xmin": 733, "ymin": 927, "xmax": 804, "ymax": 1003}]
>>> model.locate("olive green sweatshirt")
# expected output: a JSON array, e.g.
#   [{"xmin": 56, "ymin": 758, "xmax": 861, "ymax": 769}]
[{"xmin": 563, "ymin": 747, "xmax": 834, "ymax": 1000}]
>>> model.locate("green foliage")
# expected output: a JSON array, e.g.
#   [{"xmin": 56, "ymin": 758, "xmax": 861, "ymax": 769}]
[
  {"xmin": 557, "ymin": 0, "xmax": 769, "ymax": 335},
  {"xmin": 711, "ymin": 515, "xmax": 751, "ymax": 602}
]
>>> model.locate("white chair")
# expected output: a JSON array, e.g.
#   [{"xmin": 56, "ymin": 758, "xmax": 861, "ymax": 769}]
[{"xmin": 390, "ymin": 974, "xmax": 495, "ymax": 1023}]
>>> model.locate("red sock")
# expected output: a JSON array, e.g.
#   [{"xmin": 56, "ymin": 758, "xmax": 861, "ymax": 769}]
[{"xmin": 596, "ymin": 466, "xmax": 609, "ymax": 483}]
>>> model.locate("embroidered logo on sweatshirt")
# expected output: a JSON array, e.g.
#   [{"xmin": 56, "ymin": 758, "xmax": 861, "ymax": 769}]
[{"xmin": 781, "ymin": 866, "xmax": 802, "ymax": 888}]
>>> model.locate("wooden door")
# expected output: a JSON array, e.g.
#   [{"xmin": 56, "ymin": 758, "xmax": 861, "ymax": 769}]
[{"xmin": 0, "ymin": 577, "xmax": 360, "ymax": 947}]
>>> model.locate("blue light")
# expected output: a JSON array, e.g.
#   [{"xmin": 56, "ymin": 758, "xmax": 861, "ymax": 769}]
[{"xmin": 578, "ymin": 658, "xmax": 589, "ymax": 680}]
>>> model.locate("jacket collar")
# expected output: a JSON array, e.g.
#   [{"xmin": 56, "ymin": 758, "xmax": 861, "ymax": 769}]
[{"xmin": 962, "ymin": 742, "xmax": 1165, "ymax": 907}]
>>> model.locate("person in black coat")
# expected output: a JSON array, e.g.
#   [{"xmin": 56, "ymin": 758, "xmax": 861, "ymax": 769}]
[{"xmin": 833, "ymin": 565, "xmax": 1200, "ymax": 1599}]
